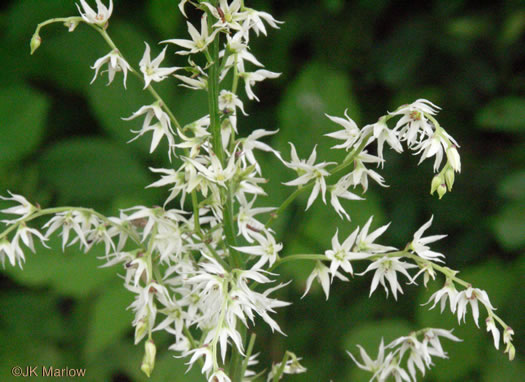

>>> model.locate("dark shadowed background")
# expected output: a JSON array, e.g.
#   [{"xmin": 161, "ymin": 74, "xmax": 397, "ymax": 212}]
[{"xmin": 0, "ymin": 0, "xmax": 524, "ymax": 381}]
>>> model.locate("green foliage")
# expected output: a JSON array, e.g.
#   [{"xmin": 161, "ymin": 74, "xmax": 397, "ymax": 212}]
[{"xmin": 0, "ymin": 85, "xmax": 49, "ymax": 162}]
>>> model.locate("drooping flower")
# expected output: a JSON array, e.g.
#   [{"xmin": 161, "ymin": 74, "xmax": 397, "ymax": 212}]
[
  {"xmin": 90, "ymin": 50, "xmax": 132, "ymax": 88},
  {"xmin": 123, "ymin": 103, "xmax": 176, "ymax": 160},
  {"xmin": 358, "ymin": 257, "xmax": 417, "ymax": 300},
  {"xmin": 302, "ymin": 261, "xmax": 348, "ymax": 300}
]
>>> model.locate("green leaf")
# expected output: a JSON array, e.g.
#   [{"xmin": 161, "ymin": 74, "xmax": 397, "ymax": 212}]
[
  {"xmin": 147, "ymin": 0, "xmax": 182, "ymax": 37},
  {"xmin": 85, "ymin": 280, "xmax": 134, "ymax": 361},
  {"xmin": 477, "ymin": 97, "xmax": 525, "ymax": 132},
  {"xmin": 4, "ymin": 235, "xmax": 117, "ymax": 298},
  {"xmin": 491, "ymin": 202, "xmax": 525, "ymax": 250},
  {"xmin": 498, "ymin": 170, "xmax": 525, "ymax": 200},
  {"xmin": 39, "ymin": 26, "xmax": 105, "ymax": 92},
  {"xmin": 0, "ymin": 85, "xmax": 49, "ymax": 162},
  {"xmin": 5, "ymin": 0, "xmax": 69, "ymax": 43},
  {"xmin": 277, "ymin": 61, "xmax": 360, "ymax": 164},
  {"xmin": 39, "ymin": 137, "xmax": 152, "ymax": 203}
]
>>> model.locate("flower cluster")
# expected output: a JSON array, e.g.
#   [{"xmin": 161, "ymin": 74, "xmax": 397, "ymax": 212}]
[
  {"xmin": 347, "ymin": 328, "xmax": 462, "ymax": 381},
  {"xmin": 0, "ymin": 0, "xmax": 516, "ymax": 381}
]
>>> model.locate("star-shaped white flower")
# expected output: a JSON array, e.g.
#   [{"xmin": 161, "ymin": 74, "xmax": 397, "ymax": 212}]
[
  {"xmin": 139, "ymin": 43, "xmax": 179, "ymax": 89},
  {"xmin": 76, "ymin": 0, "xmax": 113, "ymax": 26},
  {"xmin": 283, "ymin": 144, "xmax": 335, "ymax": 210},
  {"xmin": 410, "ymin": 216, "xmax": 447, "ymax": 263},
  {"xmin": 162, "ymin": 14, "xmax": 220, "ymax": 55},
  {"xmin": 358, "ymin": 257, "xmax": 417, "ymax": 300}
]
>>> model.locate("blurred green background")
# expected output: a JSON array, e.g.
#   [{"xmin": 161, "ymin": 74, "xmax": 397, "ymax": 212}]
[{"xmin": 1, "ymin": 0, "xmax": 524, "ymax": 381}]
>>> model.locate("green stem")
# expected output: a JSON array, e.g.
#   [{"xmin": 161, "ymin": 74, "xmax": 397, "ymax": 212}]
[
  {"xmin": 239, "ymin": 333, "xmax": 256, "ymax": 380},
  {"xmin": 0, "ymin": 207, "xmax": 142, "ymax": 246},
  {"xmin": 272, "ymin": 352, "xmax": 291, "ymax": 382},
  {"xmin": 91, "ymin": 26, "xmax": 182, "ymax": 130},
  {"xmin": 191, "ymin": 191, "xmax": 201, "ymax": 234}
]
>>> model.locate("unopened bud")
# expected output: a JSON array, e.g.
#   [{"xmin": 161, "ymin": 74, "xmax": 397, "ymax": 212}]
[
  {"xmin": 140, "ymin": 339, "xmax": 156, "ymax": 377},
  {"xmin": 437, "ymin": 183, "xmax": 447, "ymax": 199},
  {"xmin": 30, "ymin": 33, "xmax": 42, "ymax": 55},
  {"xmin": 505, "ymin": 342, "xmax": 515, "ymax": 361},
  {"xmin": 134, "ymin": 319, "xmax": 148, "ymax": 345},
  {"xmin": 446, "ymin": 147, "xmax": 461, "ymax": 172},
  {"xmin": 430, "ymin": 174, "xmax": 443, "ymax": 195},
  {"xmin": 445, "ymin": 168, "xmax": 455, "ymax": 191}
]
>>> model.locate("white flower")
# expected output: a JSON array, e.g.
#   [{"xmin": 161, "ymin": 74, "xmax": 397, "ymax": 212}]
[
  {"xmin": 184, "ymin": 345, "xmax": 214, "ymax": 375},
  {"xmin": 354, "ymin": 216, "xmax": 397, "ymax": 254},
  {"xmin": 233, "ymin": 231, "xmax": 282, "ymax": 269},
  {"xmin": 454, "ymin": 286, "xmax": 495, "ymax": 327},
  {"xmin": 446, "ymin": 146, "xmax": 461, "ymax": 172},
  {"xmin": 503, "ymin": 327, "xmax": 515, "ymax": 360},
  {"xmin": 219, "ymin": 90, "xmax": 247, "ymax": 116},
  {"xmin": 187, "ymin": 153, "xmax": 237, "ymax": 187},
  {"xmin": 283, "ymin": 144, "xmax": 335, "ymax": 210},
  {"xmin": 325, "ymin": 228, "xmax": 370, "ymax": 277},
  {"xmin": 0, "ymin": 239, "xmax": 18, "ymax": 267},
  {"xmin": 239, "ymin": 129, "xmax": 280, "ymax": 173},
  {"xmin": 422, "ymin": 328, "xmax": 461, "ymax": 359},
  {"xmin": 90, "ymin": 50, "xmax": 132, "ymax": 88},
  {"xmin": 240, "ymin": 69, "xmax": 280, "ymax": 101},
  {"xmin": 162, "ymin": 14, "xmax": 220, "ymax": 55},
  {"xmin": 358, "ymin": 257, "xmax": 417, "ymax": 300},
  {"xmin": 222, "ymin": 32, "xmax": 264, "ymax": 74},
  {"xmin": 139, "ymin": 43, "xmax": 179, "ymax": 89},
  {"xmin": 423, "ymin": 279, "xmax": 458, "ymax": 313},
  {"xmin": 390, "ymin": 99, "xmax": 440, "ymax": 147},
  {"xmin": 329, "ymin": 175, "xmax": 364, "ymax": 220},
  {"xmin": 123, "ymin": 103, "xmax": 176, "ymax": 160},
  {"xmin": 486, "ymin": 316, "xmax": 500, "ymax": 350},
  {"xmin": 236, "ymin": 194, "xmax": 274, "ymax": 243},
  {"xmin": 361, "ymin": 117, "xmax": 403, "ymax": 162},
  {"xmin": 325, "ymin": 110, "xmax": 361, "ymax": 151},
  {"xmin": 13, "ymin": 225, "xmax": 48, "ymax": 258},
  {"xmin": 240, "ymin": 7, "xmax": 283, "ymax": 41},
  {"xmin": 302, "ymin": 261, "xmax": 348, "ymax": 300},
  {"xmin": 43, "ymin": 211, "xmax": 90, "ymax": 250},
  {"xmin": 203, "ymin": 0, "xmax": 243, "ymax": 31},
  {"xmin": 209, "ymin": 369, "xmax": 231, "ymax": 382},
  {"xmin": 347, "ymin": 338, "xmax": 386, "ymax": 375},
  {"xmin": 412, "ymin": 133, "xmax": 448, "ymax": 172},
  {"xmin": 410, "ymin": 216, "xmax": 447, "ymax": 263},
  {"xmin": 0, "ymin": 191, "xmax": 36, "ymax": 223},
  {"xmin": 267, "ymin": 352, "xmax": 307, "ymax": 381},
  {"xmin": 348, "ymin": 151, "xmax": 387, "ymax": 192},
  {"xmin": 76, "ymin": 0, "xmax": 113, "ymax": 26}
]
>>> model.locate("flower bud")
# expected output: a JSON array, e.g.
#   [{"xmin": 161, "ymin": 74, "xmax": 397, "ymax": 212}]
[
  {"xmin": 134, "ymin": 318, "xmax": 148, "ymax": 345},
  {"xmin": 446, "ymin": 147, "xmax": 461, "ymax": 172},
  {"xmin": 30, "ymin": 33, "xmax": 42, "ymax": 55},
  {"xmin": 140, "ymin": 340, "xmax": 156, "ymax": 377},
  {"xmin": 445, "ymin": 168, "xmax": 455, "ymax": 191},
  {"xmin": 437, "ymin": 183, "xmax": 447, "ymax": 199},
  {"xmin": 430, "ymin": 174, "xmax": 443, "ymax": 196}
]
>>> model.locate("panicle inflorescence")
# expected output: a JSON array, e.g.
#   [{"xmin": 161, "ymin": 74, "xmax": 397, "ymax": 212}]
[{"xmin": 0, "ymin": 1, "xmax": 516, "ymax": 381}]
